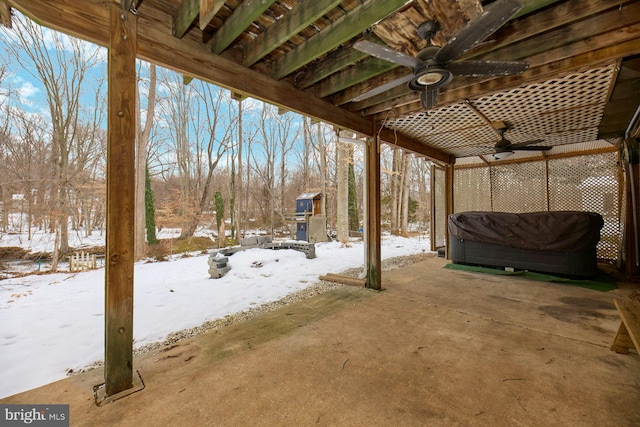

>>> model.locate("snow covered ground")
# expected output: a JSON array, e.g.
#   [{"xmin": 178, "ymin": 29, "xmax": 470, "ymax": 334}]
[{"xmin": 0, "ymin": 234, "xmax": 431, "ymax": 399}]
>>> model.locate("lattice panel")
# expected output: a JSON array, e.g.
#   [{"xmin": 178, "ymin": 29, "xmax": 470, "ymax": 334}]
[
  {"xmin": 548, "ymin": 151, "xmax": 619, "ymax": 260},
  {"xmin": 453, "ymin": 151, "xmax": 620, "ymax": 261},
  {"xmin": 434, "ymin": 167, "xmax": 447, "ymax": 247},
  {"xmin": 383, "ymin": 62, "xmax": 617, "ymax": 158},
  {"xmin": 491, "ymin": 162, "xmax": 548, "ymax": 213},
  {"xmin": 454, "ymin": 168, "xmax": 491, "ymax": 213}
]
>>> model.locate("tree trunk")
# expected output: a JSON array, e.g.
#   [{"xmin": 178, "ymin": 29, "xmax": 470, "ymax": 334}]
[
  {"xmin": 390, "ymin": 149, "xmax": 400, "ymax": 235},
  {"xmin": 135, "ymin": 64, "xmax": 156, "ymax": 259},
  {"xmin": 235, "ymin": 97, "xmax": 243, "ymax": 239},
  {"xmin": 336, "ymin": 140, "xmax": 349, "ymax": 243},
  {"xmin": 401, "ymin": 152, "xmax": 412, "ymax": 236},
  {"xmin": 348, "ymin": 149, "xmax": 358, "ymax": 233}
]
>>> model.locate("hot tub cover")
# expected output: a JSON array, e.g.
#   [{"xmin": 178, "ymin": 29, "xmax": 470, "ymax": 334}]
[{"xmin": 448, "ymin": 211, "xmax": 603, "ymax": 252}]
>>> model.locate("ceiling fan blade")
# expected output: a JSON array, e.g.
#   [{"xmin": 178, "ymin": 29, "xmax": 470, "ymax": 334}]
[
  {"xmin": 351, "ymin": 74, "xmax": 413, "ymax": 102},
  {"xmin": 420, "ymin": 88, "xmax": 439, "ymax": 110},
  {"xmin": 509, "ymin": 139, "xmax": 544, "ymax": 148},
  {"xmin": 511, "ymin": 146, "xmax": 552, "ymax": 151},
  {"xmin": 446, "ymin": 60, "xmax": 529, "ymax": 77},
  {"xmin": 353, "ymin": 40, "xmax": 420, "ymax": 69},
  {"xmin": 433, "ymin": 0, "xmax": 523, "ymax": 64}
]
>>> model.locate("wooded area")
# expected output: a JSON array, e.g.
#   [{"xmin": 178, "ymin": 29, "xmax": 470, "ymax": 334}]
[{"xmin": 0, "ymin": 13, "xmax": 432, "ymax": 265}]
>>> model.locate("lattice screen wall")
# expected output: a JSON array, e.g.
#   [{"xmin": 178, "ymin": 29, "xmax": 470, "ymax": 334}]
[
  {"xmin": 434, "ymin": 167, "xmax": 447, "ymax": 248},
  {"xmin": 454, "ymin": 151, "xmax": 620, "ymax": 260}
]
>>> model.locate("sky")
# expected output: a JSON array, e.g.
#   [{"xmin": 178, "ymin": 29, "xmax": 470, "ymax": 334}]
[{"xmin": 0, "ymin": 233, "xmax": 432, "ymax": 399}]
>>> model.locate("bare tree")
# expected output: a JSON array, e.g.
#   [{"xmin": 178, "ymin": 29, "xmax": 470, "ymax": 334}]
[
  {"xmin": 251, "ymin": 104, "xmax": 298, "ymax": 235},
  {"xmin": 2, "ymin": 14, "xmax": 103, "ymax": 268},
  {"xmin": 183, "ymin": 79, "xmax": 234, "ymax": 239},
  {"xmin": 156, "ymin": 71, "xmax": 233, "ymax": 239},
  {"xmin": 134, "ymin": 62, "xmax": 157, "ymax": 259},
  {"xmin": 400, "ymin": 151, "xmax": 412, "ymax": 235}
]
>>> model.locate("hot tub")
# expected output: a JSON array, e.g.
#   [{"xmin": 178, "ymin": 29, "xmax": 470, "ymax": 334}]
[{"xmin": 448, "ymin": 211, "xmax": 604, "ymax": 277}]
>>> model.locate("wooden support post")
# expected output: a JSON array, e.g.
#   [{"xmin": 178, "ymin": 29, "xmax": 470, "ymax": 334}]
[
  {"xmin": 365, "ymin": 134, "xmax": 381, "ymax": 290},
  {"xmin": 623, "ymin": 138, "xmax": 639, "ymax": 277},
  {"xmin": 0, "ymin": 0, "xmax": 12, "ymax": 28},
  {"xmin": 105, "ymin": 2, "xmax": 137, "ymax": 397},
  {"xmin": 444, "ymin": 164, "xmax": 454, "ymax": 259}
]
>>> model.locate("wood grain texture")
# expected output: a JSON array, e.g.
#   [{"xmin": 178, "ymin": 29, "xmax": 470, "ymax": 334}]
[{"xmin": 105, "ymin": 3, "xmax": 137, "ymax": 397}]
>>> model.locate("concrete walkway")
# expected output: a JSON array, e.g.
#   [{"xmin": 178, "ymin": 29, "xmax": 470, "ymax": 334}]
[{"xmin": 3, "ymin": 256, "xmax": 640, "ymax": 426}]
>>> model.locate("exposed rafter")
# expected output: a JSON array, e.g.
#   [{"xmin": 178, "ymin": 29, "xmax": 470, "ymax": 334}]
[
  {"xmin": 173, "ymin": 0, "xmax": 197, "ymax": 39},
  {"xmin": 200, "ymin": 0, "xmax": 226, "ymax": 30},
  {"xmin": 210, "ymin": 0, "xmax": 277, "ymax": 55},
  {"xmin": 272, "ymin": 0, "xmax": 408, "ymax": 80},
  {"xmin": 243, "ymin": 0, "xmax": 343, "ymax": 67},
  {"xmin": 5, "ymin": 0, "xmax": 640, "ymax": 160}
]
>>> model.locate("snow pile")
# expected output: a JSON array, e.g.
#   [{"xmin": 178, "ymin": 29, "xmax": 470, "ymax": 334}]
[{"xmin": 0, "ymin": 234, "xmax": 431, "ymax": 398}]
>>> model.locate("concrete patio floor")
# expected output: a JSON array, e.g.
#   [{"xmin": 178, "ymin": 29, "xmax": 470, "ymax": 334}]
[{"xmin": 3, "ymin": 255, "xmax": 640, "ymax": 426}]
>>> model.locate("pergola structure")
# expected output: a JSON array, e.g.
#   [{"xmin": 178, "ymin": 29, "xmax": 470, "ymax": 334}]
[{"xmin": 2, "ymin": 0, "xmax": 639, "ymax": 398}]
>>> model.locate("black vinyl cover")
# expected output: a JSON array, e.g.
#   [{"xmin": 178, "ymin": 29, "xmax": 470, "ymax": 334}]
[{"xmin": 448, "ymin": 211, "xmax": 603, "ymax": 252}]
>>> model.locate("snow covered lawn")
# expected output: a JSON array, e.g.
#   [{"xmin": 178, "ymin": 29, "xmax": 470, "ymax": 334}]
[{"xmin": 0, "ymin": 235, "xmax": 431, "ymax": 398}]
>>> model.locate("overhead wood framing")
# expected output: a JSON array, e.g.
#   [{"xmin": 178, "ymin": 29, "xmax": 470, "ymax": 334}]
[
  {"xmin": 8, "ymin": 0, "xmax": 639, "ymax": 161},
  {"xmin": 105, "ymin": 1, "xmax": 137, "ymax": 397},
  {"xmin": 0, "ymin": 0, "xmax": 12, "ymax": 28}
]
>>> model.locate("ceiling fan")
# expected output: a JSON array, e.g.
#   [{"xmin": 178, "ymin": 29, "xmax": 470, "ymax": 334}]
[
  {"xmin": 352, "ymin": 0, "xmax": 529, "ymax": 109},
  {"xmin": 491, "ymin": 121, "xmax": 550, "ymax": 160}
]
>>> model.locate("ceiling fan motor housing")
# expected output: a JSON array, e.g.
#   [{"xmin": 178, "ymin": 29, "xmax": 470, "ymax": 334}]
[{"xmin": 408, "ymin": 46, "xmax": 452, "ymax": 91}]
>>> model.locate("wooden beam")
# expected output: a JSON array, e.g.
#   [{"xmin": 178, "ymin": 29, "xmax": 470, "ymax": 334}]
[
  {"xmin": 444, "ymin": 164, "xmax": 454, "ymax": 258},
  {"xmin": 105, "ymin": 2, "xmax": 136, "ymax": 397},
  {"xmin": 319, "ymin": 273, "xmax": 366, "ymax": 287},
  {"xmin": 7, "ymin": 0, "xmax": 372, "ymax": 136},
  {"xmin": 378, "ymin": 127, "xmax": 453, "ymax": 164},
  {"xmin": 0, "ymin": 0, "xmax": 12, "ymax": 28},
  {"xmin": 243, "ymin": 0, "xmax": 343, "ymax": 67},
  {"xmin": 473, "ymin": 0, "xmax": 629, "ymax": 56},
  {"xmin": 365, "ymin": 135, "xmax": 381, "ymax": 290},
  {"xmin": 121, "ymin": 0, "xmax": 138, "ymax": 12},
  {"xmin": 173, "ymin": 0, "xmax": 197, "ymax": 38},
  {"xmin": 295, "ymin": 41, "xmax": 370, "ymax": 90},
  {"xmin": 8, "ymin": 0, "xmax": 452, "ymax": 163},
  {"xmin": 210, "ymin": 0, "xmax": 277, "ymax": 55},
  {"xmin": 452, "ymin": 145, "xmax": 618, "ymax": 169},
  {"xmin": 272, "ymin": 0, "xmax": 408, "ymax": 80},
  {"xmin": 334, "ymin": 67, "xmax": 411, "ymax": 108},
  {"xmin": 430, "ymin": 164, "xmax": 437, "ymax": 252},
  {"xmin": 199, "ymin": 0, "xmax": 226, "ymax": 31},
  {"xmin": 476, "ymin": 2, "xmax": 640, "ymax": 62},
  {"xmin": 514, "ymin": 0, "xmax": 565, "ymax": 19},
  {"xmin": 311, "ymin": 57, "xmax": 398, "ymax": 99}
]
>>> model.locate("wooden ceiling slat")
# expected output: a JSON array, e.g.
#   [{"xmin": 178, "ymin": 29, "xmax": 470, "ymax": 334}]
[
  {"xmin": 199, "ymin": 0, "xmax": 226, "ymax": 31},
  {"xmin": 476, "ymin": 1, "xmax": 640, "ymax": 62},
  {"xmin": 6, "ymin": 0, "xmax": 639, "ymax": 160},
  {"xmin": 295, "ymin": 42, "xmax": 369, "ymax": 89},
  {"xmin": 210, "ymin": 0, "xmax": 277, "ymax": 55},
  {"xmin": 467, "ymin": 0, "xmax": 628, "ymax": 59},
  {"xmin": 243, "ymin": 0, "xmax": 343, "ymax": 67},
  {"xmin": 312, "ymin": 58, "xmax": 397, "ymax": 99},
  {"xmin": 332, "ymin": 67, "xmax": 411, "ymax": 107},
  {"xmin": 272, "ymin": 0, "xmax": 408, "ymax": 80},
  {"xmin": 173, "ymin": 0, "xmax": 197, "ymax": 38}
]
